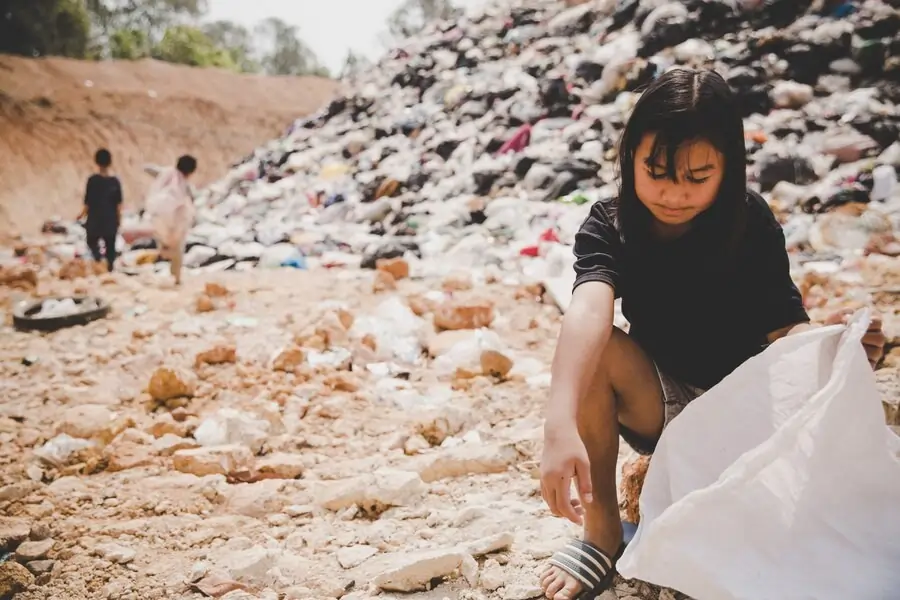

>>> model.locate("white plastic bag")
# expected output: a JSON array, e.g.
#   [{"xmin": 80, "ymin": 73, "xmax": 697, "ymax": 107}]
[{"xmin": 618, "ymin": 310, "xmax": 900, "ymax": 599}]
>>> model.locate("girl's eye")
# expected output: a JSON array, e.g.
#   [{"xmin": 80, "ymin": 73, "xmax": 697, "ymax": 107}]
[{"xmin": 645, "ymin": 167, "xmax": 711, "ymax": 184}]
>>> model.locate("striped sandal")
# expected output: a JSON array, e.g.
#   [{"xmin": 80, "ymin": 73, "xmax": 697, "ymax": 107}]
[{"xmin": 547, "ymin": 539, "xmax": 625, "ymax": 599}]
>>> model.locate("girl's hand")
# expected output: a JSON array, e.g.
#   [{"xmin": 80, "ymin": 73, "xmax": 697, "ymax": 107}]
[
  {"xmin": 540, "ymin": 423, "xmax": 593, "ymax": 525},
  {"xmin": 825, "ymin": 309, "xmax": 886, "ymax": 368}
]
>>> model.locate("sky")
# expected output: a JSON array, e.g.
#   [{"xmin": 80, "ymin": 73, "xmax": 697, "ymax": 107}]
[{"xmin": 206, "ymin": 0, "xmax": 489, "ymax": 75}]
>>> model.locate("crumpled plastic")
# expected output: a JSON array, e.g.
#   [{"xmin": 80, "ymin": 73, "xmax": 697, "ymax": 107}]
[{"xmin": 618, "ymin": 309, "xmax": 900, "ymax": 599}]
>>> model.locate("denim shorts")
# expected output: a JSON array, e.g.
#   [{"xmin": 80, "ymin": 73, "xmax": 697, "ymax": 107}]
[{"xmin": 619, "ymin": 365, "xmax": 706, "ymax": 456}]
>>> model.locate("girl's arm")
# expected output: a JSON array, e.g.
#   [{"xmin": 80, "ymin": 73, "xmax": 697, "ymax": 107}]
[{"xmin": 546, "ymin": 281, "xmax": 616, "ymax": 428}]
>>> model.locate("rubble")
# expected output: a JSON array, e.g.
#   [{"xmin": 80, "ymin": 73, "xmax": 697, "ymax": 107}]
[{"xmin": 148, "ymin": 367, "xmax": 196, "ymax": 403}]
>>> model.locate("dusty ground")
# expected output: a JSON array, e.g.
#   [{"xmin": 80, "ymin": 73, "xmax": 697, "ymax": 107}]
[
  {"xmin": 0, "ymin": 56, "xmax": 338, "ymax": 238},
  {"xmin": 0, "ymin": 258, "xmax": 897, "ymax": 600}
]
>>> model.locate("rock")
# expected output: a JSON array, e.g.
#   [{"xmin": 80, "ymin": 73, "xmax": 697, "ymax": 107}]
[
  {"xmin": 15, "ymin": 538, "xmax": 55, "ymax": 561},
  {"xmin": 376, "ymin": 257, "xmax": 409, "ymax": 280},
  {"xmin": 104, "ymin": 440, "xmax": 155, "ymax": 472},
  {"xmin": 272, "ymin": 347, "xmax": 306, "ymax": 372},
  {"xmin": 0, "ymin": 517, "xmax": 32, "ymax": 551},
  {"xmin": 372, "ymin": 269, "xmax": 397, "ymax": 292},
  {"xmin": 427, "ymin": 330, "xmax": 477, "ymax": 358},
  {"xmin": 441, "ymin": 272, "xmax": 473, "ymax": 292},
  {"xmin": 148, "ymin": 367, "xmax": 195, "ymax": 402},
  {"xmin": 253, "ymin": 453, "xmax": 305, "ymax": 480},
  {"xmin": 194, "ymin": 409, "xmax": 272, "ymax": 454},
  {"xmin": 414, "ymin": 443, "xmax": 519, "ymax": 482},
  {"xmin": 94, "ymin": 542, "xmax": 136, "ymax": 564},
  {"xmin": 25, "ymin": 560, "xmax": 55, "ymax": 576},
  {"xmin": 195, "ymin": 345, "xmax": 238, "ymax": 368},
  {"xmin": 459, "ymin": 532, "xmax": 514, "ymax": 557},
  {"xmin": 336, "ymin": 545, "xmax": 379, "ymax": 569},
  {"xmin": 28, "ymin": 524, "xmax": 51, "ymax": 542},
  {"xmin": 0, "ymin": 560, "xmax": 34, "ymax": 597},
  {"xmin": 620, "ymin": 455, "xmax": 651, "ymax": 524},
  {"xmin": 153, "ymin": 433, "xmax": 199, "ymax": 456},
  {"xmin": 173, "ymin": 445, "xmax": 254, "ymax": 477},
  {"xmin": 196, "ymin": 294, "xmax": 216, "ymax": 313},
  {"xmin": 55, "ymin": 404, "xmax": 115, "ymax": 442},
  {"xmin": 480, "ymin": 349, "xmax": 514, "ymax": 378},
  {"xmin": 503, "ymin": 583, "xmax": 543, "ymax": 599},
  {"xmin": 0, "ymin": 264, "xmax": 38, "ymax": 290},
  {"xmin": 205, "ymin": 282, "xmax": 230, "ymax": 297},
  {"xmin": 0, "ymin": 481, "xmax": 40, "ymax": 503},
  {"xmin": 316, "ymin": 469, "xmax": 426, "ymax": 513},
  {"xmin": 147, "ymin": 413, "xmax": 187, "ymax": 438},
  {"xmin": 323, "ymin": 372, "xmax": 360, "ymax": 392},
  {"xmin": 433, "ymin": 301, "xmax": 495, "ymax": 330},
  {"xmin": 371, "ymin": 548, "xmax": 472, "ymax": 592}
]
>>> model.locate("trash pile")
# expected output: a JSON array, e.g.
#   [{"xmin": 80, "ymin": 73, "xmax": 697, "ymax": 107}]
[
  {"xmin": 112, "ymin": 0, "xmax": 900, "ymax": 282},
  {"xmin": 8, "ymin": 0, "xmax": 899, "ymax": 292}
]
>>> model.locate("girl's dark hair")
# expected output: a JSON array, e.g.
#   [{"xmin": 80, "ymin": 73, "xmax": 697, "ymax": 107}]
[
  {"xmin": 94, "ymin": 148, "xmax": 112, "ymax": 168},
  {"xmin": 177, "ymin": 155, "xmax": 198, "ymax": 176},
  {"xmin": 616, "ymin": 68, "xmax": 747, "ymax": 252}
]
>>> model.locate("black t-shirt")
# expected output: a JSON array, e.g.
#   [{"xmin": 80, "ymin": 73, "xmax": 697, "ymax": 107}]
[
  {"xmin": 84, "ymin": 174, "xmax": 123, "ymax": 234},
  {"xmin": 572, "ymin": 192, "xmax": 809, "ymax": 390}
]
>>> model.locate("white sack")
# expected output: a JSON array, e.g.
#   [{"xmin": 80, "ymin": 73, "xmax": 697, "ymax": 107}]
[{"xmin": 618, "ymin": 309, "xmax": 900, "ymax": 599}]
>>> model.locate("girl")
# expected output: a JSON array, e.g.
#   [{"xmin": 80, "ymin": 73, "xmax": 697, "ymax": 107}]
[
  {"xmin": 539, "ymin": 68, "xmax": 885, "ymax": 600},
  {"xmin": 144, "ymin": 155, "xmax": 198, "ymax": 286}
]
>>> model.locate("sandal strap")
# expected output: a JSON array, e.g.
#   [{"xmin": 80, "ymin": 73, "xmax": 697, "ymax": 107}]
[{"xmin": 548, "ymin": 539, "xmax": 615, "ymax": 592}]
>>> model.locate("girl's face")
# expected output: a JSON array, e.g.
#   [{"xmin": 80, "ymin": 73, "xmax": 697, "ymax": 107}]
[{"xmin": 634, "ymin": 133, "xmax": 724, "ymax": 228}]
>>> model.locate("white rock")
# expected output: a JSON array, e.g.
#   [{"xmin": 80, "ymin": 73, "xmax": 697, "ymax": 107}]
[
  {"xmin": 371, "ymin": 548, "xmax": 472, "ymax": 592},
  {"xmin": 316, "ymin": 469, "xmax": 425, "ymax": 512},
  {"xmin": 173, "ymin": 445, "xmax": 254, "ymax": 477},
  {"xmin": 414, "ymin": 443, "xmax": 519, "ymax": 482},
  {"xmin": 194, "ymin": 409, "xmax": 271, "ymax": 454},
  {"xmin": 95, "ymin": 542, "xmax": 136, "ymax": 564},
  {"xmin": 336, "ymin": 545, "xmax": 379, "ymax": 569}
]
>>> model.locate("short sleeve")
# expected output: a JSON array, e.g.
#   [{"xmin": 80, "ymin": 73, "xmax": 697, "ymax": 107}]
[
  {"xmin": 113, "ymin": 178, "xmax": 123, "ymax": 205},
  {"xmin": 746, "ymin": 205, "xmax": 809, "ymax": 334},
  {"xmin": 572, "ymin": 201, "xmax": 621, "ymax": 293}
]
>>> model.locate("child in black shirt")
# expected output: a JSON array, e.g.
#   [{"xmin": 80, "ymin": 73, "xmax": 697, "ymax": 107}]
[
  {"xmin": 538, "ymin": 69, "xmax": 886, "ymax": 600},
  {"xmin": 78, "ymin": 148, "xmax": 123, "ymax": 272}
]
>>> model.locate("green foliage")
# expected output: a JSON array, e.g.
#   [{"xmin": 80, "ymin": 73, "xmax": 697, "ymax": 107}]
[
  {"xmin": 1, "ymin": 0, "xmax": 332, "ymax": 78},
  {"xmin": 0, "ymin": 0, "xmax": 92, "ymax": 58},
  {"xmin": 109, "ymin": 28, "xmax": 149, "ymax": 59},
  {"xmin": 203, "ymin": 20, "xmax": 260, "ymax": 73},
  {"xmin": 388, "ymin": 0, "xmax": 460, "ymax": 40},
  {"xmin": 255, "ymin": 17, "xmax": 328, "ymax": 77},
  {"xmin": 152, "ymin": 25, "xmax": 237, "ymax": 70}
]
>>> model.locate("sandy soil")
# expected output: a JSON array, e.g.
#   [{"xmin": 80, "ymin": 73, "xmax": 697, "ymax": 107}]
[
  {"xmin": 0, "ymin": 258, "xmax": 897, "ymax": 600},
  {"xmin": 0, "ymin": 56, "xmax": 338, "ymax": 238}
]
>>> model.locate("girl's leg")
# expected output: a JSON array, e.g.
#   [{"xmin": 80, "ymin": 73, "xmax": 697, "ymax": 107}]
[
  {"xmin": 541, "ymin": 327, "xmax": 665, "ymax": 600},
  {"xmin": 170, "ymin": 246, "xmax": 184, "ymax": 285}
]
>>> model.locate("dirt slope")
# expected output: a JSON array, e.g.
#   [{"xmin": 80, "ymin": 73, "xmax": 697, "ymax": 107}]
[{"xmin": 0, "ymin": 56, "xmax": 338, "ymax": 236}]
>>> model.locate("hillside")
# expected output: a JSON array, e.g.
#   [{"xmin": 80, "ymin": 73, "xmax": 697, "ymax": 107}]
[{"xmin": 0, "ymin": 56, "xmax": 338, "ymax": 236}]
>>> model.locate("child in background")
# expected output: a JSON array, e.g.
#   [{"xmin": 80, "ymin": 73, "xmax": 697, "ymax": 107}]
[
  {"xmin": 78, "ymin": 148, "xmax": 123, "ymax": 272},
  {"xmin": 144, "ymin": 155, "xmax": 198, "ymax": 286}
]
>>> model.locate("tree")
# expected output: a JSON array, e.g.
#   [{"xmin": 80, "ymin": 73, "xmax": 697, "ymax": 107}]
[
  {"xmin": 108, "ymin": 28, "xmax": 149, "ymax": 59},
  {"xmin": 340, "ymin": 50, "xmax": 372, "ymax": 80},
  {"xmin": 152, "ymin": 25, "xmax": 236, "ymax": 69},
  {"xmin": 255, "ymin": 17, "xmax": 329, "ymax": 77},
  {"xmin": 0, "ymin": 0, "xmax": 92, "ymax": 58},
  {"xmin": 387, "ymin": 0, "xmax": 460, "ymax": 40},
  {"xmin": 203, "ymin": 20, "xmax": 259, "ymax": 73}
]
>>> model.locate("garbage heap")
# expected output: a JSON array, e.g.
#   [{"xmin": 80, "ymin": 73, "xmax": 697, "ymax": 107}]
[{"xmin": 25, "ymin": 0, "xmax": 900, "ymax": 299}]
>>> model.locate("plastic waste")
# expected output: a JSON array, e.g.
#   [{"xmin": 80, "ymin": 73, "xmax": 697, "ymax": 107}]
[
  {"xmin": 432, "ymin": 328, "xmax": 509, "ymax": 377},
  {"xmin": 34, "ymin": 434, "xmax": 95, "ymax": 467},
  {"xmin": 349, "ymin": 296, "xmax": 427, "ymax": 365},
  {"xmin": 618, "ymin": 310, "xmax": 900, "ymax": 599}
]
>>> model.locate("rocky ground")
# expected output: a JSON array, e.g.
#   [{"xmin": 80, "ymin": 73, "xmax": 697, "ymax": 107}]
[{"xmin": 0, "ymin": 255, "xmax": 898, "ymax": 600}]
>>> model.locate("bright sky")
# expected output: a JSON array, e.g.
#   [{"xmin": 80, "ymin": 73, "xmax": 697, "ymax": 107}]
[{"xmin": 206, "ymin": 0, "xmax": 489, "ymax": 75}]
